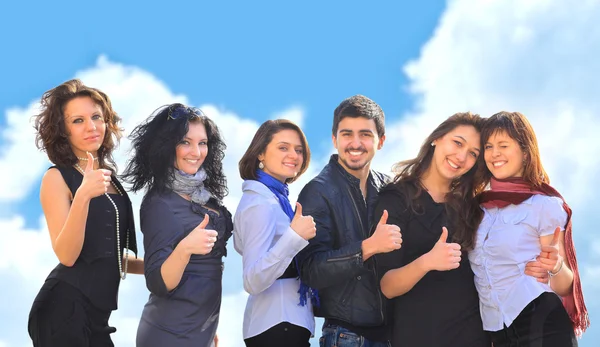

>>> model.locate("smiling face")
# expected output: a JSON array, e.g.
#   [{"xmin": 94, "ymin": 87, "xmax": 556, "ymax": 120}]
[
  {"xmin": 333, "ymin": 116, "xmax": 385, "ymax": 175},
  {"xmin": 175, "ymin": 121, "xmax": 208, "ymax": 175},
  {"xmin": 258, "ymin": 129, "xmax": 304, "ymax": 183},
  {"xmin": 429, "ymin": 124, "xmax": 481, "ymax": 183},
  {"xmin": 63, "ymin": 96, "xmax": 107, "ymax": 158},
  {"xmin": 484, "ymin": 130, "xmax": 525, "ymax": 179}
]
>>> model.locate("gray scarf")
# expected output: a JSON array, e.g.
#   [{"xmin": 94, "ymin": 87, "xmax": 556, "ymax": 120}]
[{"xmin": 170, "ymin": 168, "xmax": 211, "ymax": 205}]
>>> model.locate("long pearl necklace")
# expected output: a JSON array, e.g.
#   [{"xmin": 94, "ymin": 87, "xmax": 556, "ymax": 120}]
[{"xmin": 74, "ymin": 163, "xmax": 129, "ymax": 280}]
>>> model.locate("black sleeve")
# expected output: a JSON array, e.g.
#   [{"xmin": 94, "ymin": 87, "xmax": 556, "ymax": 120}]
[{"xmin": 296, "ymin": 181, "xmax": 367, "ymax": 290}]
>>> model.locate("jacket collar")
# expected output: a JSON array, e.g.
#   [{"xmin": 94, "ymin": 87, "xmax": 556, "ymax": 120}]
[{"xmin": 329, "ymin": 154, "xmax": 369, "ymax": 187}]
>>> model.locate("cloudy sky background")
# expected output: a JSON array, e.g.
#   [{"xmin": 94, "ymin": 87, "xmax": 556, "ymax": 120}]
[{"xmin": 1, "ymin": 0, "xmax": 598, "ymax": 346}]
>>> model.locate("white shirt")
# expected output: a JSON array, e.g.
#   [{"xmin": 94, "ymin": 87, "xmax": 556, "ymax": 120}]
[
  {"xmin": 468, "ymin": 195, "xmax": 567, "ymax": 331},
  {"xmin": 233, "ymin": 180, "xmax": 315, "ymax": 339}
]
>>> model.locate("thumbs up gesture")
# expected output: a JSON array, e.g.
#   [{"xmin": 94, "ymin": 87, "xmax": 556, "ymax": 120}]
[
  {"xmin": 537, "ymin": 226, "xmax": 563, "ymax": 274},
  {"xmin": 291, "ymin": 203, "xmax": 316, "ymax": 240},
  {"xmin": 424, "ymin": 227, "xmax": 462, "ymax": 271},
  {"xmin": 369, "ymin": 210, "xmax": 402, "ymax": 254},
  {"xmin": 79, "ymin": 151, "xmax": 112, "ymax": 199},
  {"xmin": 181, "ymin": 214, "xmax": 219, "ymax": 256}
]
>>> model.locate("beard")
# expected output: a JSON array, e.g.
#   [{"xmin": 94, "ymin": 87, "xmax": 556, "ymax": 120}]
[{"xmin": 338, "ymin": 150, "xmax": 371, "ymax": 172}]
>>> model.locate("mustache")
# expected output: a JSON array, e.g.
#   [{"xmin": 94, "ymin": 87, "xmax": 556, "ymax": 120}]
[{"xmin": 346, "ymin": 147, "xmax": 367, "ymax": 152}]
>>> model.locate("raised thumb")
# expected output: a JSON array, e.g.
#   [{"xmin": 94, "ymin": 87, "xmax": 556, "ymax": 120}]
[
  {"xmin": 550, "ymin": 226, "xmax": 561, "ymax": 246},
  {"xmin": 294, "ymin": 202, "xmax": 303, "ymax": 218},
  {"xmin": 438, "ymin": 227, "xmax": 449, "ymax": 243},
  {"xmin": 84, "ymin": 151, "xmax": 94, "ymax": 172},
  {"xmin": 378, "ymin": 210, "xmax": 389, "ymax": 225},
  {"xmin": 199, "ymin": 214, "xmax": 210, "ymax": 229}
]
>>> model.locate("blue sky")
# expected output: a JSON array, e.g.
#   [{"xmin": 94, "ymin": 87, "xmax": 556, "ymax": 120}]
[{"xmin": 1, "ymin": 1, "xmax": 599, "ymax": 346}]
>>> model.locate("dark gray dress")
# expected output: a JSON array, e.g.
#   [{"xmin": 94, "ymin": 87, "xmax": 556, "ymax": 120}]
[{"xmin": 136, "ymin": 190, "xmax": 232, "ymax": 347}]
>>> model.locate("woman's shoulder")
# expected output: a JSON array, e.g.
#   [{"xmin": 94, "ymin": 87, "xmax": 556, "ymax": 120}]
[
  {"xmin": 141, "ymin": 190, "xmax": 177, "ymax": 210},
  {"xmin": 379, "ymin": 180, "xmax": 416, "ymax": 200},
  {"xmin": 529, "ymin": 194, "xmax": 567, "ymax": 219}
]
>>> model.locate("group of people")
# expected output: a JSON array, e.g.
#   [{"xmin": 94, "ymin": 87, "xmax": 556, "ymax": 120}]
[{"xmin": 26, "ymin": 79, "xmax": 589, "ymax": 347}]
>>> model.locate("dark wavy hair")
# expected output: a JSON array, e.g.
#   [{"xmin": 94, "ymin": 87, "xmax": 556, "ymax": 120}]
[
  {"xmin": 122, "ymin": 103, "xmax": 228, "ymax": 202},
  {"xmin": 477, "ymin": 111, "xmax": 549, "ymax": 188},
  {"xmin": 33, "ymin": 79, "xmax": 122, "ymax": 171},
  {"xmin": 239, "ymin": 119, "xmax": 311, "ymax": 184},
  {"xmin": 391, "ymin": 112, "xmax": 486, "ymax": 251}
]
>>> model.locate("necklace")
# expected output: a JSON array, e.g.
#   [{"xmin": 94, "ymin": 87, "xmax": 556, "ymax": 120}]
[
  {"xmin": 74, "ymin": 164, "xmax": 129, "ymax": 280},
  {"xmin": 77, "ymin": 156, "xmax": 98, "ymax": 161}
]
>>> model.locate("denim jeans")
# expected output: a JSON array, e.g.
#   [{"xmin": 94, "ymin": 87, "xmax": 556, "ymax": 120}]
[{"xmin": 319, "ymin": 324, "xmax": 390, "ymax": 347}]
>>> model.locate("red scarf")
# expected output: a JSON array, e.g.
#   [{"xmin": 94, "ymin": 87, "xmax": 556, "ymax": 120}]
[{"xmin": 479, "ymin": 177, "xmax": 590, "ymax": 336}]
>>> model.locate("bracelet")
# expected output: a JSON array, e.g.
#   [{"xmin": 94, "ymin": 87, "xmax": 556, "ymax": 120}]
[{"xmin": 549, "ymin": 258, "xmax": 564, "ymax": 278}]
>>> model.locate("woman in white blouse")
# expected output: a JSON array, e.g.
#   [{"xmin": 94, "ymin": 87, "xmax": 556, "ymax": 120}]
[
  {"xmin": 234, "ymin": 119, "xmax": 316, "ymax": 347},
  {"xmin": 469, "ymin": 111, "xmax": 589, "ymax": 346}
]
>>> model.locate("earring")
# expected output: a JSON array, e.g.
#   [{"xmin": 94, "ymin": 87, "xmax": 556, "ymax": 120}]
[
  {"xmin": 431, "ymin": 142, "xmax": 435, "ymax": 146},
  {"xmin": 258, "ymin": 161, "xmax": 264, "ymax": 169}
]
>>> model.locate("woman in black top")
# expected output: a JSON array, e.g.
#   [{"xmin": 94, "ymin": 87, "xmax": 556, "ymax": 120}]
[
  {"xmin": 374, "ymin": 112, "xmax": 490, "ymax": 347},
  {"xmin": 27, "ymin": 79, "xmax": 143, "ymax": 347}
]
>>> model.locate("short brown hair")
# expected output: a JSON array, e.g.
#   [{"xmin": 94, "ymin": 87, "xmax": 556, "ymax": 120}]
[
  {"xmin": 33, "ymin": 79, "xmax": 122, "ymax": 171},
  {"xmin": 479, "ymin": 111, "xmax": 549, "ymax": 187},
  {"xmin": 332, "ymin": 95, "xmax": 385, "ymax": 137},
  {"xmin": 239, "ymin": 119, "xmax": 311, "ymax": 183}
]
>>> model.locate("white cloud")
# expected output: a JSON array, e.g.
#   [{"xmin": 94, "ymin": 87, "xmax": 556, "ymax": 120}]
[
  {"xmin": 273, "ymin": 106, "xmax": 305, "ymax": 127},
  {"xmin": 376, "ymin": 0, "xmax": 600, "ymax": 209},
  {"xmin": 0, "ymin": 104, "xmax": 50, "ymax": 201}
]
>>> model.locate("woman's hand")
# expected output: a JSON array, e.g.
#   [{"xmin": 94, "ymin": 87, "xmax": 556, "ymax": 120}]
[
  {"xmin": 180, "ymin": 214, "xmax": 218, "ymax": 257},
  {"xmin": 78, "ymin": 151, "xmax": 112, "ymax": 199},
  {"xmin": 423, "ymin": 227, "xmax": 462, "ymax": 271},
  {"xmin": 290, "ymin": 202, "xmax": 316, "ymax": 241},
  {"xmin": 537, "ymin": 227, "xmax": 563, "ymax": 274}
]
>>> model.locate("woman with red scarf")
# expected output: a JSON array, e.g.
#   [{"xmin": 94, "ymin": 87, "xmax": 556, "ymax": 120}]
[{"xmin": 469, "ymin": 111, "xmax": 589, "ymax": 346}]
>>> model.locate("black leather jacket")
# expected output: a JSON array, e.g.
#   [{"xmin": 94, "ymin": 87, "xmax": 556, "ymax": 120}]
[{"xmin": 296, "ymin": 155, "xmax": 389, "ymax": 327}]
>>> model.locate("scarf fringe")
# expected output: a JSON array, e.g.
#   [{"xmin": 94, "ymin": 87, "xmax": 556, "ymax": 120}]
[{"xmin": 563, "ymin": 223, "xmax": 590, "ymax": 336}]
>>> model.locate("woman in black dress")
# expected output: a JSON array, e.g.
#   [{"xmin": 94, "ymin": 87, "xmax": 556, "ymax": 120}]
[
  {"xmin": 122, "ymin": 104, "xmax": 232, "ymax": 347},
  {"xmin": 374, "ymin": 112, "xmax": 489, "ymax": 347},
  {"xmin": 27, "ymin": 79, "xmax": 143, "ymax": 347}
]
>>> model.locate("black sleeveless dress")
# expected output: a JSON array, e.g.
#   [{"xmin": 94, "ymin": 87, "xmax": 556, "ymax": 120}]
[{"xmin": 28, "ymin": 166, "xmax": 138, "ymax": 347}]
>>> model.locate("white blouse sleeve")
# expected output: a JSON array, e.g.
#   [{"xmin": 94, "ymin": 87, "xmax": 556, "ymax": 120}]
[
  {"xmin": 236, "ymin": 203, "xmax": 309, "ymax": 295},
  {"xmin": 537, "ymin": 196, "xmax": 568, "ymax": 237}
]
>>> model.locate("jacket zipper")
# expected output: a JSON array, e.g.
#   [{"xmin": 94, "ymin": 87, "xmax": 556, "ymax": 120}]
[
  {"xmin": 345, "ymin": 185, "xmax": 366, "ymax": 238},
  {"xmin": 345, "ymin": 183, "xmax": 385, "ymax": 323},
  {"xmin": 326, "ymin": 253, "xmax": 361, "ymax": 262}
]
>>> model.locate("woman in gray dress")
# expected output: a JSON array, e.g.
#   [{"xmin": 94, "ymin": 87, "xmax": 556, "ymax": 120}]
[{"xmin": 123, "ymin": 103, "xmax": 232, "ymax": 347}]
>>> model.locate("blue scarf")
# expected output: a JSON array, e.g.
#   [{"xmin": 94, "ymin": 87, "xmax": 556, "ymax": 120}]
[{"xmin": 254, "ymin": 170, "xmax": 320, "ymax": 307}]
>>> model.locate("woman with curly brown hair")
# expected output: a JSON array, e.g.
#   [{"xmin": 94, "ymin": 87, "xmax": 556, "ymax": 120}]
[{"xmin": 27, "ymin": 79, "xmax": 142, "ymax": 347}]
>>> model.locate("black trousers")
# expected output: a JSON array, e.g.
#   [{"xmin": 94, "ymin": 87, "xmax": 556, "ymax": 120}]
[
  {"xmin": 28, "ymin": 279, "xmax": 116, "ymax": 347},
  {"xmin": 490, "ymin": 292, "xmax": 577, "ymax": 347},
  {"xmin": 244, "ymin": 322, "xmax": 311, "ymax": 347}
]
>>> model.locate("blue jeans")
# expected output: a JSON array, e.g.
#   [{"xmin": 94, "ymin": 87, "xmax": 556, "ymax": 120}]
[{"xmin": 319, "ymin": 324, "xmax": 390, "ymax": 347}]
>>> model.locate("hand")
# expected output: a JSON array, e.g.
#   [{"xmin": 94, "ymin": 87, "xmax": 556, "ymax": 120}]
[
  {"xmin": 424, "ymin": 227, "xmax": 461, "ymax": 271},
  {"xmin": 537, "ymin": 227, "xmax": 563, "ymax": 274},
  {"xmin": 524, "ymin": 260, "xmax": 550, "ymax": 283},
  {"xmin": 181, "ymin": 215, "xmax": 218, "ymax": 256},
  {"xmin": 291, "ymin": 203, "xmax": 316, "ymax": 240},
  {"xmin": 213, "ymin": 333, "xmax": 219, "ymax": 347},
  {"xmin": 368, "ymin": 210, "xmax": 402, "ymax": 254},
  {"xmin": 79, "ymin": 151, "xmax": 112, "ymax": 199}
]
